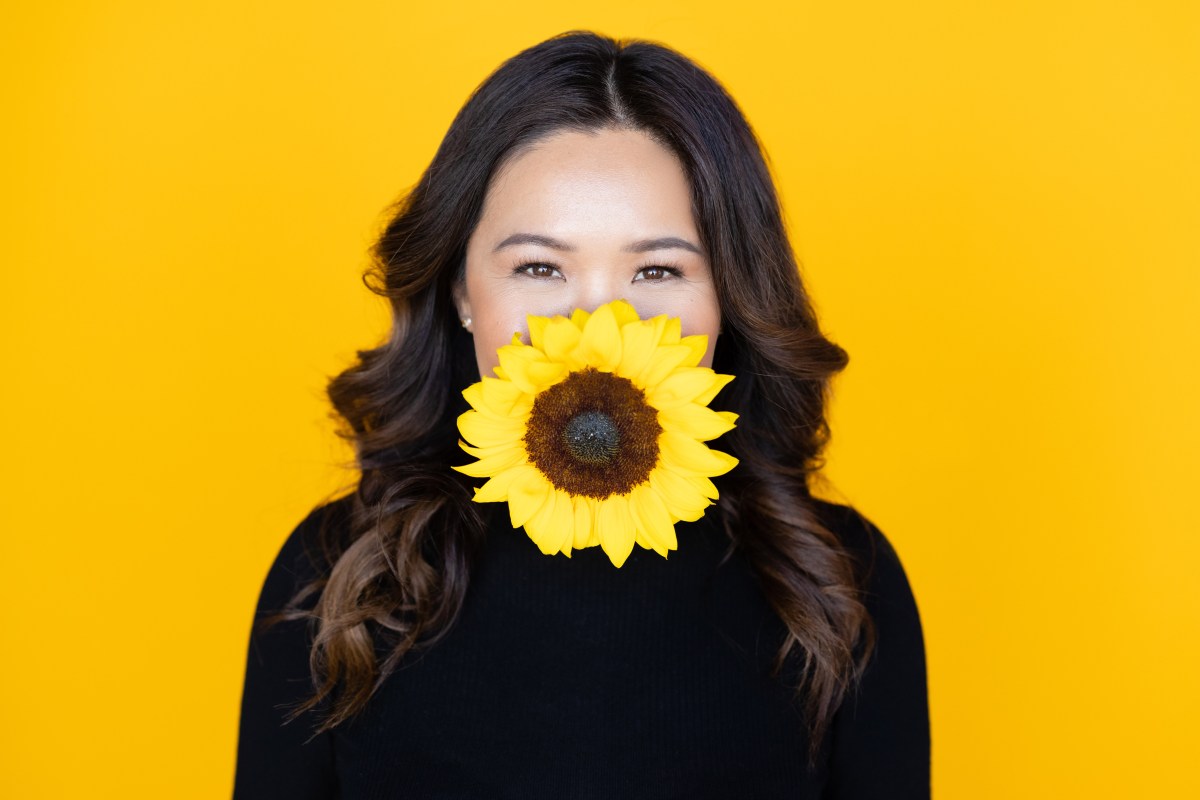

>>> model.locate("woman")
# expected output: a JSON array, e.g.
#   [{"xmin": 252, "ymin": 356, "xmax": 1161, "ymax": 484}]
[{"xmin": 234, "ymin": 30, "xmax": 929, "ymax": 799}]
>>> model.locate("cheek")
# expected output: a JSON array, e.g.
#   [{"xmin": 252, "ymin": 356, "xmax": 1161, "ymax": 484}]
[
  {"xmin": 472, "ymin": 326, "xmax": 508, "ymax": 377},
  {"xmin": 680, "ymin": 297, "xmax": 722, "ymax": 364},
  {"xmin": 470, "ymin": 306, "xmax": 528, "ymax": 377}
]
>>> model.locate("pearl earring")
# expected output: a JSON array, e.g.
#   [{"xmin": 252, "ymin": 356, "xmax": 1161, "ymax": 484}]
[{"xmin": 461, "ymin": 317, "xmax": 473, "ymax": 331}]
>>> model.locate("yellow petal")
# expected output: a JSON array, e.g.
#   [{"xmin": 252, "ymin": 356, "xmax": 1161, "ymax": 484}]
[
  {"xmin": 678, "ymin": 334, "xmax": 709, "ymax": 368},
  {"xmin": 660, "ymin": 316, "xmax": 682, "ymax": 345},
  {"xmin": 596, "ymin": 497, "xmax": 636, "ymax": 567},
  {"xmin": 658, "ymin": 402, "xmax": 738, "ymax": 441},
  {"xmin": 569, "ymin": 308, "xmax": 591, "ymax": 329},
  {"xmin": 472, "ymin": 466, "xmax": 526, "ymax": 503},
  {"xmin": 551, "ymin": 489, "xmax": 577, "ymax": 556},
  {"xmin": 573, "ymin": 302, "xmax": 622, "ymax": 371},
  {"xmin": 459, "ymin": 440, "xmax": 521, "ymax": 459},
  {"xmin": 527, "ymin": 314, "xmax": 550, "ymax": 353},
  {"xmin": 525, "ymin": 488, "xmax": 574, "ymax": 556},
  {"xmin": 689, "ymin": 474, "xmax": 720, "ymax": 500},
  {"xmin": 506, "ymin": 465, "xmax": 552, "ymax": 528},
  {"xmin": 460, "ymin": 393, "xmax": 529, "ymax": 426},
  {"xmin": 692, "ymin": 373, "xmax": 734, "ymax": 406},
  {"xmin": 462, "ymin": 383, "xmax": 487, "ymax": 413},
  {"xmin": 527, "ymin": 360, "xmax": 569, "ymax": 388},
  {"xmin": 649, "ymin": 467, "xmax": 712, "ymax": 521},
  {"xmin": 634, "ymin": 343, "xmax": 694, "ymax": 389},
  {"xmin": 497, "ymin": 344, "xmax": 567, "ymax": 394},
  {"xmin": 585, "ymin": 498, "xmax": 602, "ymax": 547},
  {"xmin": 631, "ymin": 483, "xmax": 677, "ymax": 556},
  {"xmin": 646, "ymin": 367, "xmax": 725, "ymax": 411},
  {"xmin": 609, "ymin": 298, "xmax": 640, "ymax": 327},
  {"xmin": 479, "ymin": 376, "xmax": 533, "ymax": 417},
  {"xmin": 454, "ymin": 445, "xmax": 527, "ymax": 478},
  {"xmin": 659, "ymin": 430, "xmax": 739, "ymax": 477},
  {"xmin": 457, "ymin": 410, "xmax": 524, "ymax": 449},
  {"xmin": 540, "ymin": 315, "xmax": 584, "ymax": 367},
  {"xmin": 572, "ymin": 495, "xmax": 595, "ymax": 550},
  {"xmin": 615, "ymin": 318, "xmax": 662, "ymax": 383}
]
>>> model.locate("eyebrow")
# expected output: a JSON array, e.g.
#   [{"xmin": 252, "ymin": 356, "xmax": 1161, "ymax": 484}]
[{"xmin": 492, "ymin": 233, "xmax": 703, "ymax": 255}]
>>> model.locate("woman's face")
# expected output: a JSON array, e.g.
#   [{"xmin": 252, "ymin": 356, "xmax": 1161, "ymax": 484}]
[{"xmin": 456, "ymin": 126, "xmax": 722, "ymax": 378}]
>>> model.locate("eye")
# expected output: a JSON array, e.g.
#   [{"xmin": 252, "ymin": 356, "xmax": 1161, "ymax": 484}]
[
  {"xmin": 633, "ymin": 264, "xmax": 682, "ymax": 282},
  {"xmin": 515, "ymin": 262, "xmax": 563, "ymax": 279}
]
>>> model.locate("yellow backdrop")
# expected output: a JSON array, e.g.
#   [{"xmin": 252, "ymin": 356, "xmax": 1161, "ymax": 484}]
[{"xmin": 3, "ymin": 1, "xmax": 1197, "ymax": 797}]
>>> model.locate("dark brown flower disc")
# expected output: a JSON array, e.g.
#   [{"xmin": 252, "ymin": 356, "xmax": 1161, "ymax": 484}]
[{"xmin": 523, "ymin": 367, "xmax": 662, "ymax": 499}]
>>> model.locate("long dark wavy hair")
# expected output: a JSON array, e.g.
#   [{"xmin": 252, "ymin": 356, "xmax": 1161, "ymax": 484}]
[{"xmin": 270, "ymin": 29, "xmax": 875, "ymax": 765}]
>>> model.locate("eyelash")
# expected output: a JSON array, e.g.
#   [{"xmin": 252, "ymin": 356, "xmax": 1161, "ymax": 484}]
[{"xmin": 511, "ymin": 260, "xmax": 684, "ymax": 281}]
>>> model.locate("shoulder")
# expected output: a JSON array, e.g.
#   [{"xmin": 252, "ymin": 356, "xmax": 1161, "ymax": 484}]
[
  {"xmin": 809, "ymin": 498, "xmax": 917, "ymax": 615},
  {"xmin": 254, "ymin": 493, "xmax": 356, "ymax": 618},
  {"xmin": 812, "ymin": 500, "xmax": 931, "ymax": 794},
  {"xmin": 808, "ymin": 498, "xmax": 927, "ymax": 679}
]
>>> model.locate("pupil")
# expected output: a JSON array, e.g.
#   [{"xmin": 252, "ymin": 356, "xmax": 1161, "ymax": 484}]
[{"xmin": 562, "ymin": 411, "xmax": 620, "ymax": 465}]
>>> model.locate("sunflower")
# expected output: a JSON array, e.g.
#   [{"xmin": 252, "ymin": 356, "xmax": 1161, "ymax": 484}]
[{"xmin": 452, "ymin": 299, "xmax": 738, "ymax": 568}]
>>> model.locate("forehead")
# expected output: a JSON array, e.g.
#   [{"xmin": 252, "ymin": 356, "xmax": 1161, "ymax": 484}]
[{"xmin": 473, "ymin": 127, "xmax": 698, "ymax": 241}]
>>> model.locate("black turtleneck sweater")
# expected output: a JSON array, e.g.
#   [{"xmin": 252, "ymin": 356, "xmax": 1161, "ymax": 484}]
[{"xmin": 233, "ymin": 494, "xmax": 929, "ymax": 798}]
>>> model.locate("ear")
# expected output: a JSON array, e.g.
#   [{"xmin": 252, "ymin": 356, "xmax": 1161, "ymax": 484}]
[{"xmin": 451, "ymin": 279, "xmax": 473, "ymax": 331}]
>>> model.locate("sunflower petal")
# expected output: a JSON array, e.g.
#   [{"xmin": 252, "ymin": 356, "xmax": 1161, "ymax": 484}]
[
  {"xmin": 570, "ymin": 308, "xmax": 591, "ymax": 328},
  {"xmin": 527, "ymin": 314, "xmax": 550, "ymax": 352},
  {"xmin": 479, "ymin": 376, "xmax": 532, "ymax": 417},
  {"xmin": 541, "ymin": 315, "xmax": 583, "ymax": 366},
  {"xmin": 631, "ymin": 484, "xmax": 677, "ymax": 556},
  {"xmin": 507, "ymin": 465, "xmax": 552, "ymax": 529},
  {"xmin": 615, "ymin": 320, "xmax": 658, "ymax": 382},
  {"xmin": 454, "ymin": 445, "xmax": 526, "ymax": 478},
  {"xmin": 472, "ymin": 466, "xmax": 526, "ymax": 503},
  {"xmin": 689, "ymin": 474, "xmax": 720, "ymax": 500},
  {"xmin": 495, "ymin": 345, "xmax": 543, "ymax": 395},
  {"xmin": 527, "ymin": 360, "xmax": 569, "ymax": 388},
  {"xmin": 462, "ymin": 383, "xmax": 487, "ymax": 413},
  {"xmin": 649, "ymin": 467, "xmax": 712, "ymax": 521},
  {"xmin": 498, "ymin": 344, "xmax": 567, "ymax": 394},
  {"xmin": 646, "ymin": 367, "xmax": 726, "ymax": 411},
  {"xmin": 457, "ymin": 410, "xmax": 524, "ymax": 449},
  {"xmin": 524, "ymin": 488, "xmax": 562, "ymax": 555},
  {"xmin": 459, "ymin": 440, "xmax": 522, "ymax": 459},
  {"xmin": 551, "ymin": 490, "xmax": 576, "ymax": 556},
  {"xmin": 596, "ymin": 497, "xmax": 636, "ymax": 567},
  {"xmin": 635, "ymin": 344, "xmax": 694, "ymax": 389},
  {"xmin": 678, "ymin": 334, "xmax": 709, "ymax": 368},
  {"xmin": 572, "ymin": 495, "xmax": 594, "ymax": 550},
  {"xmin": 656, "ymin": 464, "xmax": 722, "ymax": 502},
  {"xmin": 525, "ymin": 488, "xmax": 575, "ymax": 556},
  {"xmin": 574, "ymin": 302, "xmax": 622, "ymax": 371},
  {"xmin": 659, "ymin": 430, "xmax": 739, "ymax": 477},
  {"xmin": 609, "ymin": 298, "xmax": 640, "ymax": 327},
  {"xmin": 658, "ymin": 402, "xmax": 738, "ymax": 440},
  {"xmin": 692, "ymin": 373, "xmax": 735, "ymax": 406},
  {"xmin": 585, "ymin": 498, "xmax": 602, "ymax": 547},
  {"xmin": 660, "ymin": 316, "xmax": 682, "ymax": 345}
]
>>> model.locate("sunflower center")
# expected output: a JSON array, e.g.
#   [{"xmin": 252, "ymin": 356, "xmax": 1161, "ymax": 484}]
[
  {"xmin": 523, "ymin": 367, "xmax": 662, "ymax": 499},
  {"xmin": 563, "ymin": 411, "xmax": 620, "ymax": 465}
]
